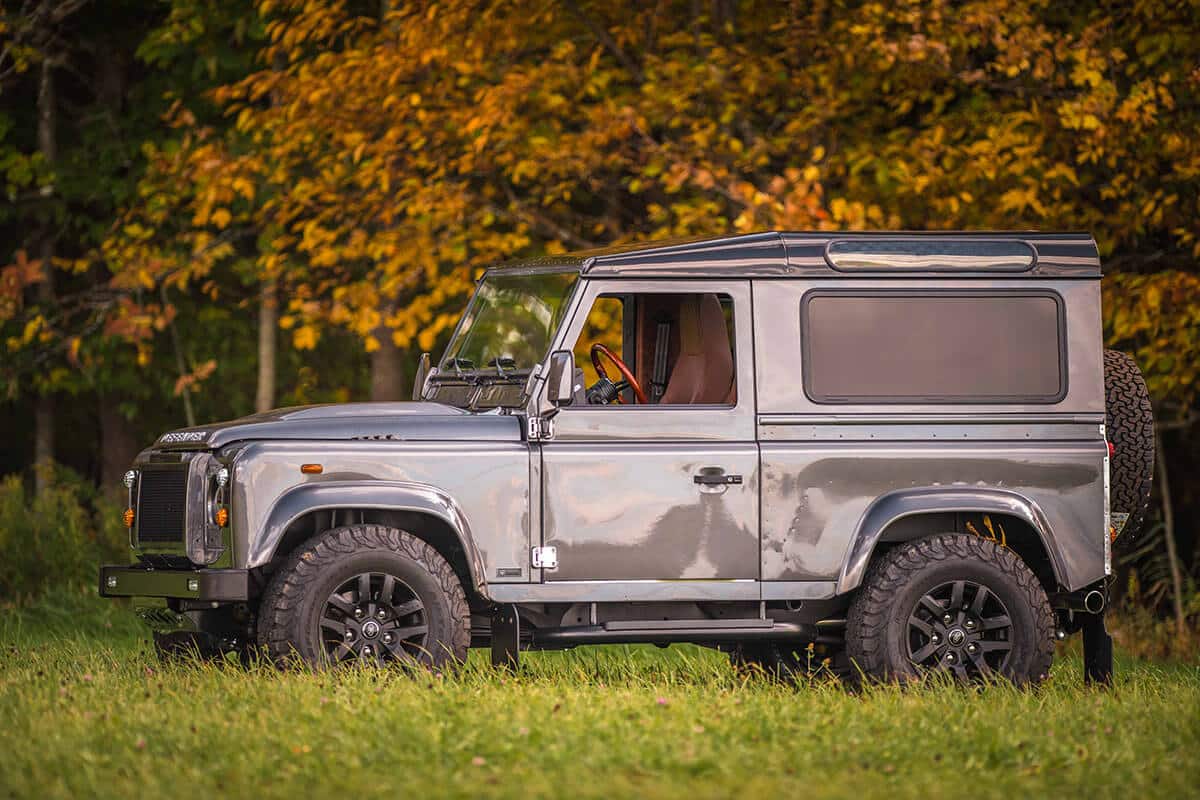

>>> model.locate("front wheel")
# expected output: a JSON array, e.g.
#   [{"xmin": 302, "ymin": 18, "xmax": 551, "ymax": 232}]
[
  {"xmin": 257, "ymin": 524, "xmax": 470, "ymax": 669},
  {"xmin": 845, "ymin": 534, "xmax": 1055, "ymax": 686}
]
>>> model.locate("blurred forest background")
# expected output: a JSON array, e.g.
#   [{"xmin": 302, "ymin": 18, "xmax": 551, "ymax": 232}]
[{"xmin": 0, "ymin": 0, "xmax": 1197, "ymax": 649}]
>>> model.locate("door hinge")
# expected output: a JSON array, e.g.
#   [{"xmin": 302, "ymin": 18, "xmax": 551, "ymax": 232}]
[
  {"xmin": 527, "ymin": 416, "xmax": 554, "ymax": 440},
  {"xmin": 531, "ymin": 546, "xmax": 558, "ymax": 570}
]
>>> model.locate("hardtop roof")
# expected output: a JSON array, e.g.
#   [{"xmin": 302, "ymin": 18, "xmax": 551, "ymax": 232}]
[{"xmin": 485, "ymin": 230, "xmax": 1100, "ymax": 279}]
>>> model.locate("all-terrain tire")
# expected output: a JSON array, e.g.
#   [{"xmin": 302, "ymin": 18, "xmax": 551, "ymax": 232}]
[
  {"xmin": 845, "ymin": 534, "xmax": 1055, "ymax": 686},
  {"xmin": 257, "ymin": 524, "xmax": 470, "ymax": 669},
  {"xmin": 1103, "ymin": 349, "xmax": 1155, "ymax": 553}
]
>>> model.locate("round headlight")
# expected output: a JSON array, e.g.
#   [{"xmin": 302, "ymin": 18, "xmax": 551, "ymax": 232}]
[
  {"xmin": 215, "ymin": 467, "xmax": 229, "ymax": 488},
  {"xmin": 123, "ymin": 470, "xmax": 137, "ymax": 489}
]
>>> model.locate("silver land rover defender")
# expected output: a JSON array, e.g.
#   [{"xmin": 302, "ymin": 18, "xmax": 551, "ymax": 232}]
[{"xmin": 100, "ymin": 231, "xmax": 1155, "ymax": 685}]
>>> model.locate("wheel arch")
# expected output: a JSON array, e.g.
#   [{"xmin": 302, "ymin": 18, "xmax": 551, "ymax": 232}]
[
  {"xmin": 249, "ymin": 481, "xmax": 488, "ymax": 603},
  {"xmin": 837, "ymin": 487, "xmax": 1066, "ymax": 597}
]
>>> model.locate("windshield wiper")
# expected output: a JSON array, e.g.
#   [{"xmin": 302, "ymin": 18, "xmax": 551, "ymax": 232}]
[
  {"xmin": 487, "ymin": 356, "xmax": 517, "ymax": 377},
  {"xmin": 444, "ymin": 357, "xmax": 475, "ymax": 378}
]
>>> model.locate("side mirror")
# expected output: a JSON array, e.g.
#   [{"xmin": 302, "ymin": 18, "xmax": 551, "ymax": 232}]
[
  {"xmin": 412, "ymin": 352, "xmax": 431, "ymax": 401},
  {"xmin": 545, "ymin": 350, "xmax": 575, "ymax": 406}
]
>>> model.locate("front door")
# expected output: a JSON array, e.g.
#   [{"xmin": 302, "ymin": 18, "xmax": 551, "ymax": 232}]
[{"xmin": 539, "ymin": 280, "xmax": 759, "ymax": 587}]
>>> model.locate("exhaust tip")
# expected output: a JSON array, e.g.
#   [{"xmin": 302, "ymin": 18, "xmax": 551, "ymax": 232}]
[{"xmin": 1083, "ymin": 589, "xmax": 1105, "ymax": 614}]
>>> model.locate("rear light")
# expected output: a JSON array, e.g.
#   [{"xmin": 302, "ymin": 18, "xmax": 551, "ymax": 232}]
[{"xmin": 1107, "ymin": 441, "xmax": 1115, "ymax": 457}]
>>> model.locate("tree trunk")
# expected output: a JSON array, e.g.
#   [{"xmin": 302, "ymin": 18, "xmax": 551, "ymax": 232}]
[
  {"xmin": 33, "ymin": 401, "xmax": 54, "ymax": 491},
  {"xmin": 256, "ymin": 278, "xmax": 277, "ymax": 413},
  {"xmin": 33, "ymin": 52, "xmax": 57, "ymax": 493},
  {"xmin": 370, "ymin": 311, "xmax": 406, "ymax": 401},
  {"xmin": 1153, "ymin": 431, "xmax": 1187, "ymax": 637},
  {"xmin": 98, "ymin": 399, "xmax": 139, "ymax": 500}
]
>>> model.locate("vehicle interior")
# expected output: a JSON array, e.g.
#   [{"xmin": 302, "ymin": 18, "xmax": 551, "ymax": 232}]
[{"xmin": 572, "ymin": 292, "xmax": 737, "ymax": 406}]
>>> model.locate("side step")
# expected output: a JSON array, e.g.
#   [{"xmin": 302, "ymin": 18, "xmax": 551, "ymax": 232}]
[{"xmin": 531, "ymin": 618, "xmax": 817, "ymax": 648}]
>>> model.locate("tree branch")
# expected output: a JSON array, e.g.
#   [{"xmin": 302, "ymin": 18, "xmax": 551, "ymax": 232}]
[
  {"xmin": 499, "ymin": 182, "xmax": 599, "ymax": 249},
  {"xmin": 560, "ymin": 0, "xmax": 644, "ymax": 84}
]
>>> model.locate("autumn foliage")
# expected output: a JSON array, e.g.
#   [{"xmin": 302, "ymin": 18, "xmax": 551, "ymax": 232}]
[
  {"xmin": 0, "ymin": 0, "xmax": 1197, "ymax": 461},
  {"xmin": 89, "ymin": 0, "xmax": 1200, "ymax": 399}
]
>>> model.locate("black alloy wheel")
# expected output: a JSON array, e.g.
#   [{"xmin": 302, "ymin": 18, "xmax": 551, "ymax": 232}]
[
  {"xmin": 319, "ymin": 571, "xmax": 429, "ymax": 665},
  {"xmin": 906, "ymin": 579, "xmax": 1013, "ymax": 679}
]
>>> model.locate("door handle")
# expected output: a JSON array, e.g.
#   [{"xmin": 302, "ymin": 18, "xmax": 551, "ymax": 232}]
[{"xmin": 694, "ymin": 469, "xmax": 742, "ymax": 486}]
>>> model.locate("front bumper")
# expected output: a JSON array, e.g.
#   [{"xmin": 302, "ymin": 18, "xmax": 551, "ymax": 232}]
[{"xmin": 99, "ymin": 565, "xmax": 250, "ymax": 601}]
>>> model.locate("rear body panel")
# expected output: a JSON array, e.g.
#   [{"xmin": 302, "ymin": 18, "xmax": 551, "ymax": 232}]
[{"xmin": 752, "ymin": 277, "xmax": 1107, "ymax": 592}]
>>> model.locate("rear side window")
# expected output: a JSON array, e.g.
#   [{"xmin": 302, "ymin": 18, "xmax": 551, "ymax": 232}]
[{"xmin": 801, "ymin": 290, "xmax": 1066, "ymax": 404}]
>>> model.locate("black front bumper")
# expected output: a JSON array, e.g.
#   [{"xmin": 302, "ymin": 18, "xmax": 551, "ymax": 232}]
[{"xmin": 99, "ymin": 565, "xmax": 250, "ymax": 601}]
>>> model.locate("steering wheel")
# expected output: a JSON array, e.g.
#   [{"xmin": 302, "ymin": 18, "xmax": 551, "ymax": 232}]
[{"xmin": 589, "ymin": 343, "xmax": 648, "ymax": 405}]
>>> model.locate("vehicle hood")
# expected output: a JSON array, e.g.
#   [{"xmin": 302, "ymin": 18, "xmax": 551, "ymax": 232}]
[{"xmin": 151, "ymin": 402, "xmax": 523, "ymax": 451}]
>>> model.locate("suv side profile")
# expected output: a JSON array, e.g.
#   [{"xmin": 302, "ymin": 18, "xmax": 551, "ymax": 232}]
[{"xmin": 100, "ymin": 231, "xmax": 1154, "ymax": 685}]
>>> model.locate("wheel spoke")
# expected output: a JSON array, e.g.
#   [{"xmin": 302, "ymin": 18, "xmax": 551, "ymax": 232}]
[
  {"xmin": 325, "ymin": 593, "xmax": 356, "ymax": 618},
  {"xmin": 390, "ymin": 598, "xmax": 423, "ymax": 618},
  {"xmin": 389, "ymin": 624, "xmax": 428, "ymax": 641},
  {"xmin": 379, "ymin": 574, "xmax": 396, "ymax": 605},
  {"xmin": 382, "ymin": 638, "xmax": 419, "ymax": 665},
  {"xmin": 320, "ymin": 616, "xmax": 348, "ymax": 635},
  {"xmin": 908, "ymin": 615, "xmax": 934, "ymax": 637},
  {"xmin": 357, "ymin": 573, "xmax": 372, "ymax": 604},
  {"xmin": 950, "ymin": 580, "xmax": 965, "ymax": 610},
  {"xmin": 918, "ymin": 596, "xmax": 945, "ymax": 617},
  {"xmin": 969, "ymin": 650, "xmax": 995, "ymax": 679},
  {"xmin": 978, "ymin": 640, "xmax": 1012, "ymax": 654},
  {"xmin": 331, "ymin": 642, "xmax": 356, "ymax": 662},
  {"xmin": 970, "ymin": 585, "xmax": 990, "ymax": 616},
  {"xmin": 910, "ymin": 641, "xmax": 940, "ymax": 663},
  {"xmin": 980, "ymin": 614, "xmax": 1011, "ymax": 631},
  {"xmin": 951, "ymin": 662, "xmax": 969, "ymax": 681}
]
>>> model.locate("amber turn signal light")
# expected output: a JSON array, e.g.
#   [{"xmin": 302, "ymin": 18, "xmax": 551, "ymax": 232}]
[
  {"xmin": 215, "ymin": 507, "xmax": 229, "ymax": 527},
  {"xmin": 122, "ymin": 508, "xmax": 135, "ymax": 528},
  {"xmin": 300, "ymin": 464, "xmax": 323, "ymax": 474}
]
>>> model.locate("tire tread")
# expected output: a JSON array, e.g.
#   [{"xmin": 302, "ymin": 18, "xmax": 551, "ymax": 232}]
[
  {"xmin": 845, "ymin": 533, "xmax": 1055, "ymax": 685},
  {"xmin": 256, "ymin": 524, "xmax": 470, "ymax": 666}
]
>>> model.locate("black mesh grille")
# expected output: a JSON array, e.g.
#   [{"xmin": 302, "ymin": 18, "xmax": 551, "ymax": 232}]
[{"xmin": 137, "ymin": 469, "xmax": 188, "ymax": 545}]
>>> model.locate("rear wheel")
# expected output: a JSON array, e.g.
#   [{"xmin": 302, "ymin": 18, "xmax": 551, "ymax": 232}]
[
  {"xmin": 257, "ymin": 524, "xmax": 470, "ymax": 669},
  {"xmin": 845, "ymin": 534, "xmax": 1054, "ymax": 686}
]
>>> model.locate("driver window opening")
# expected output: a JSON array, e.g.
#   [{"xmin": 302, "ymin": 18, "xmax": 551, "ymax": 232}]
[{"xmin": 570, "ymin": 292, "xmax": 737, "ymax": 407}]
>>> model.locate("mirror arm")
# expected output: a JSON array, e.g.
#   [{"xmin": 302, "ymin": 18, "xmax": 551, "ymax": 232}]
[{"xmin": 412, "ymin": 352, "xmax": 431, "ymax": 401}]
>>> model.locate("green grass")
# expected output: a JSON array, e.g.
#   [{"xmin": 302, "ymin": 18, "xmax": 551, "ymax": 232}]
[{"xmin": 1, "ymin": 595, "xmax": 1198, "ymax": 800}]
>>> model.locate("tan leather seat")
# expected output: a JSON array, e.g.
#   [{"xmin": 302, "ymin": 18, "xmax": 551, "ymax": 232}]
[{"xmin": 660, "ymin": 293, "xmax": 735, "ymax": 404}]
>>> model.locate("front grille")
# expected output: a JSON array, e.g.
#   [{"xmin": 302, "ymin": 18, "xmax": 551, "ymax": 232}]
[{"xmin": 137, "ymin": 468, "xmax": 188, "ymax": 545}]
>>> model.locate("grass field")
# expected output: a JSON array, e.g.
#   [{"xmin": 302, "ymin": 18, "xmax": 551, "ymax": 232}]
[{"xmin": 1, "ymin": 594, "xmax": 1197, "ymax": 800}]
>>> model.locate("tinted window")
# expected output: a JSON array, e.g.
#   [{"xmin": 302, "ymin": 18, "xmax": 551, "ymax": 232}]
[{"xmin": 802, "ymin": 291, "xmax": 1065, "ymax": 403}]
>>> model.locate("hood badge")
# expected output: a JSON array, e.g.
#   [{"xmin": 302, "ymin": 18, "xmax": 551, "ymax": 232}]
[{"xmin": 160, "ymin": 430, "xmax": 207, "ymax": 444}]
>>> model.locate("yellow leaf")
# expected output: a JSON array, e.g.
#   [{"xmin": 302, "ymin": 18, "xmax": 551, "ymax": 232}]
[{"xmin": 293, "ymin": 325, "xmax": 319, "ymax": 350}]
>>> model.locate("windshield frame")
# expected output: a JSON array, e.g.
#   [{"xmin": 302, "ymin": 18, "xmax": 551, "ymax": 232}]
[{"xmin": 437, "ymin": 264, "xmax": 583, "ymax": 382}]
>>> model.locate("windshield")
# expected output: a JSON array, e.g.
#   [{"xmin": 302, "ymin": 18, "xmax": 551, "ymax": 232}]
[{"xmin": 441, "ymin": 270, "xmax": 579, "ymax": 373}]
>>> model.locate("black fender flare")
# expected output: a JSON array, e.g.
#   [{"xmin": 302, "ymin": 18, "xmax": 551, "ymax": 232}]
[
  {"xmin": 248, "ymin": 480, "xmax": 488, "ymax": 597},
  {"xmin": 836, "ymin": 487, "xmax": 1065, "ymax": 594}
]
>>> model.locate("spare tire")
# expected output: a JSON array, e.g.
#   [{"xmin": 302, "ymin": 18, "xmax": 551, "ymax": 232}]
[{"xmin": 1103, "ymin": 349, "xmax": 1155, "ymax": 553}]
